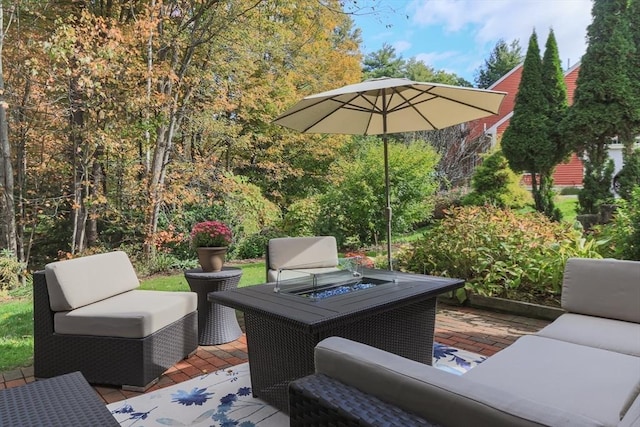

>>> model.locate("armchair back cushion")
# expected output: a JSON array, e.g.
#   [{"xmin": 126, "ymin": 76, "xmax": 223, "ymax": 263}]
[
  {"xmin": 45, "ymin": 251, "xmax": 140, "ymax": 311},
  {"xmin": 268, "ymin": 236, "xmax": 338, "ymax": 271},
  {"xmin": 562, "ymin": 258, "xmax": 640, "ymax": 323}
]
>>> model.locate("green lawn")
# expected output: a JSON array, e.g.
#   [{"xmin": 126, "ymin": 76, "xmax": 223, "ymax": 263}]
[
  {"xmin": 556, "ymin": 195, "xmax": 579, "ymax": 223},
  {"xmin": 0, "ymin": 299, "xmax": 34, "ymax": 371},
  {"xmin": 0, "ymin": 262, "xmax": 268, "ymax": 372}
]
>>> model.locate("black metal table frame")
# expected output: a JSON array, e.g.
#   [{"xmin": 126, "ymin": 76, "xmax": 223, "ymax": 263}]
[{"xmin": 209, "ymin": 268, "xmax": 464, "ymax": 413}]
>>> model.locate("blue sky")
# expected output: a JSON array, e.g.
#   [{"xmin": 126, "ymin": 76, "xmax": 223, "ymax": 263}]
[{"xmin": 351, "ymin": 0, "xmax": 593, "ymax": 84}]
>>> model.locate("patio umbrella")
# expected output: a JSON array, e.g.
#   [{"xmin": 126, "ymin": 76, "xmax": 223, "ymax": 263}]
[{"xmin": 273, "ymin": 77, "xmax": 507, "ymax": 270}]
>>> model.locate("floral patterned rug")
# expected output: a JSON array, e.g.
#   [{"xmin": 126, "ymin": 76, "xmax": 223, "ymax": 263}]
[{"xmin": 107, "ymin": 343, "xmax": 485, "ymax": 426}]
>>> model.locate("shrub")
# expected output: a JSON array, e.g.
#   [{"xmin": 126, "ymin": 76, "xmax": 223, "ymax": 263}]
[
  {"xmin": 0, "ymin": 250, "xmax": 28, "ymax": 293},
  {"xmin": 432, "ymin": 188, "xmax": 467, "ymax": 220},
  {"xmin": 593, "ymin": 186, "xmax": 640, "ymax": 260},
  {"xmin": 462, "ymin": 149, "xmax": 532, "ymax": 209},
  {"xmin": 559, "ymin": 186, "xmax": 581, "ymax": 195},
  {"xmin": 140, "ymin": 253, "xmax": 198, "ymax": 276},
  {"xmin": 317, "ymin": 138, "xmax": 439, "ymax": 247},
  {"xmin": 614, "ymin": 148, "xmax": 640, "ymax": 201},
  {"xmin": 235, "ymin": 227, "xmax": 287, "ymax": 260},
  {"xmin": 398, "ymin": 206, "xmax": 602, "ymax": 301},
  {"xmin": 281, "ymin": 197, "xmax": 321, "ymax": 237}
]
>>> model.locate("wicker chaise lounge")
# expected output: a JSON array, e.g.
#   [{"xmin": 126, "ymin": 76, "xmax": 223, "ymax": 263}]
[
  {"xmin": 33, "ymin": 251, "xmax": 198, "ymax": 391},
  {"xmin": 288, "ymin": 258, "xmax": 640, "ymax": 426}
]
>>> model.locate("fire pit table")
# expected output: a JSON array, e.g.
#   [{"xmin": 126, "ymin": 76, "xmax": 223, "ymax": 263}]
[{"xmin": 208, "ymin": 268, "xmax": 464, "ymax": 413}]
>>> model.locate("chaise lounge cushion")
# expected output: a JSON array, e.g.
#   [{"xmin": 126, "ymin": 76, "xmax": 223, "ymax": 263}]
[
  {"xmin": 314, "ymin": 336, "xmax": 602, "ymax": 427},
  {"xmin": 53, "ymin": 290, "xmax": 197, "ymax": 338},
  {"xmin": 463, "ymin": 335, "xmax": 640, "ymax": 426},
  {"xmin": 45, "ymin": 251, "xmax": 140, "ymax": 311},
  {"xmin": 536, "ymin": 313, "xmax": 640, "ymax": 357},
  {"xmin": 561, "ymin": 258, "xmax": 640, "ymax": 323},
  {"xmin": 620, "ymin": 396, "xmax": 640, "ymax": 427}
]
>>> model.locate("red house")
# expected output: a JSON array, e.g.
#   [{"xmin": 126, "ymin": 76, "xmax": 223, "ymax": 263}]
[{"xmin": 468, "ymin": 62, "xmax": 584, "ymax": 187}]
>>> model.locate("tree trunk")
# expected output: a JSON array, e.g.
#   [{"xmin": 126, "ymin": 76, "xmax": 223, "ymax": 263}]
[
  {"xmin": 0, "ymin": 1, "xmax": 17, "ymax": 255},
  {"xmin": 69, "ymin": 71, "xmax": 87, "ymax": 254}
]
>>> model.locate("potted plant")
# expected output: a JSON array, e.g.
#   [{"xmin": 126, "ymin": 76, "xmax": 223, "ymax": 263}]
[{"xmin": 190, "ymin": 220, "xmax": 233, "ymax": 272}]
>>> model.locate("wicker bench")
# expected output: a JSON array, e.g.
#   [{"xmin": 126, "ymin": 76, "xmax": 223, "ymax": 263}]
[{"xmin": 34, "ymin": 251, "xmax": 198, "ymax": 391}]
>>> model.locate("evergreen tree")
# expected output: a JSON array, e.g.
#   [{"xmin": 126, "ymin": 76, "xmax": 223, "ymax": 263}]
[
  {"xmin": 502, "ymin": 30, "xmax": 557, "ymax": 218},
  {"xmin": 626, "ymin": 0, "xmax": 640, "ymax": 142},
  {"xmin": 474, "ymin": 39, "xmax": 523, "ymax": 88},
  {"xmin": 539, "ymin": 29, "xmax": 570, "ymax": 221},
  {"xmin": 362, "ymin": 43, "xmax": 406, "ymax": 79},
  {"xmin": 563, "ymin": 0, "xmax": 636, "ymax": 214}
]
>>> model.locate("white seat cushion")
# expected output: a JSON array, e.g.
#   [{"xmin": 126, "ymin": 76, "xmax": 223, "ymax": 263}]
[
  {"xmin": 464, "ymin": 335, "xmax": 640, "ymax": 426},
  {"xmin": 54, "ymin": 290, "xmax": 197, "ymax": 338},
  {"xmin": 536, "ymin": 313, "xmax": 640, "ymax": 357}
]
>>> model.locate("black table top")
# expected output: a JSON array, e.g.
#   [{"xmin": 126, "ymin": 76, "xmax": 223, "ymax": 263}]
[{"xmin": 209, "ymin": 268, "xmax": 464, "ymax": 333}]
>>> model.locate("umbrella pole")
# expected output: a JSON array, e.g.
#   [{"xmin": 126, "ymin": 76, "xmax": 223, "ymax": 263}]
[
  {"xmin": 381, "ymin": 89, "xmax": 392, "ymax": 271},
  {"xmin": 383, "ymin": 135, "xmax": 393, "ymax": 271}
]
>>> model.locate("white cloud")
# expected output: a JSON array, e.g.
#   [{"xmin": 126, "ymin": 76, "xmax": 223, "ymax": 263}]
[
  {"xmin": 408, "ymin": 0, "xmax": 592, "ymax": 67},
  {"xmin": 394, "ymin": 40, "xmax": 412, "ymax": 53},
  {"xmin": 415, "ymin": 50, "xmax": 458, "ymax": 65}
]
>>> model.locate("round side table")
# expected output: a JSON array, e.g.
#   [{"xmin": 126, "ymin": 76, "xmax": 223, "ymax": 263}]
[{"xmin": 184, "ymin": 267, "xmax": 243, "ymax": 345}]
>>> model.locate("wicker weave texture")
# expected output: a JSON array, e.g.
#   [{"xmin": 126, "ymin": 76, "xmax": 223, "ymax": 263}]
[
  {"xmin": 33, "ymin": 271, "xmax": 198, "ymax": 388},
  {"xmin": 0, "ymin": 371, "xmax": 119, "ymax": 426},
  {"xmin": 243, "ymin": 298, "xmax": 437, "ymax": 413},
  {"xmin": 184, "ymin": 268, "xmax": 243, "ymax": 345},
  {"xmin": 289, "ymin": 373, "xmax": 437, "ymax": 427}
]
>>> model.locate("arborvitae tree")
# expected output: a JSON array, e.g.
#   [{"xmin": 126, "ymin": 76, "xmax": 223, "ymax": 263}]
[
  {"xmin": 626, "ymin": 0, "xmax": 640, "ymax": 143},
  {"xmin": 474, "ymin": 39, "xmax": 523, "ymax": 89},
  {"xmin": 502, "ymin": 30, "xmax": 559, "ymax": 219},
  {"xmin": 563, "ymin": 0, "xmax": 636, "ymax": 214},
  {"xmin": 539, "ymin": 29, "xmax": 570, "ymax": 221}
]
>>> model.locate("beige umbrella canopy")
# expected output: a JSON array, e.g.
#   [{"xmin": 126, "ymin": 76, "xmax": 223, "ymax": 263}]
[{"xmin": 274, "ymin": 77, "xmax": 507, "ymax": 270}]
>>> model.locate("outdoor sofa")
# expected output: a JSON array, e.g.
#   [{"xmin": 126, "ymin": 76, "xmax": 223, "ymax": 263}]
[
  {"xmin": 33, "ymin": 251, "xmax": 198, "ymax": 391},
  {"xmin": 289, "ymin": 257, "xmax": 640, "ymax": 426},
  {"xmin": 266, "ymin": 236, "xmax": 340, "ymax": 282}
]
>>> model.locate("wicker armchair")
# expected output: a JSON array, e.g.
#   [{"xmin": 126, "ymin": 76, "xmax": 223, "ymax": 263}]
[
  {"xmin": 265, "ymin": 236, "xmax": 340, "ymax": 282},
  {"xmin": 33, "ymin": 251, "xmax": 198, "ymax": 391}
]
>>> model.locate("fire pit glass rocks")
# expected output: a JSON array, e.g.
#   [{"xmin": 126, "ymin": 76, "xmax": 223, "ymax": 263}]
[{"xmin": 275, "ymin": 261, "xmax": 397, "ymax": 301}]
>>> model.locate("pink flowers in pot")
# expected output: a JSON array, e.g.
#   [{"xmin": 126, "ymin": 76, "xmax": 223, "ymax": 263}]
[{"xmin": 190, "ymin": 221, "xmax": 232, "ymax": 248}]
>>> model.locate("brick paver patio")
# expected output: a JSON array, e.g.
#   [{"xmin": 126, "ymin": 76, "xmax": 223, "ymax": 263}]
[{"xmin": 0, "ymin": 303, "xmax": 551, "ymax": 405}]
